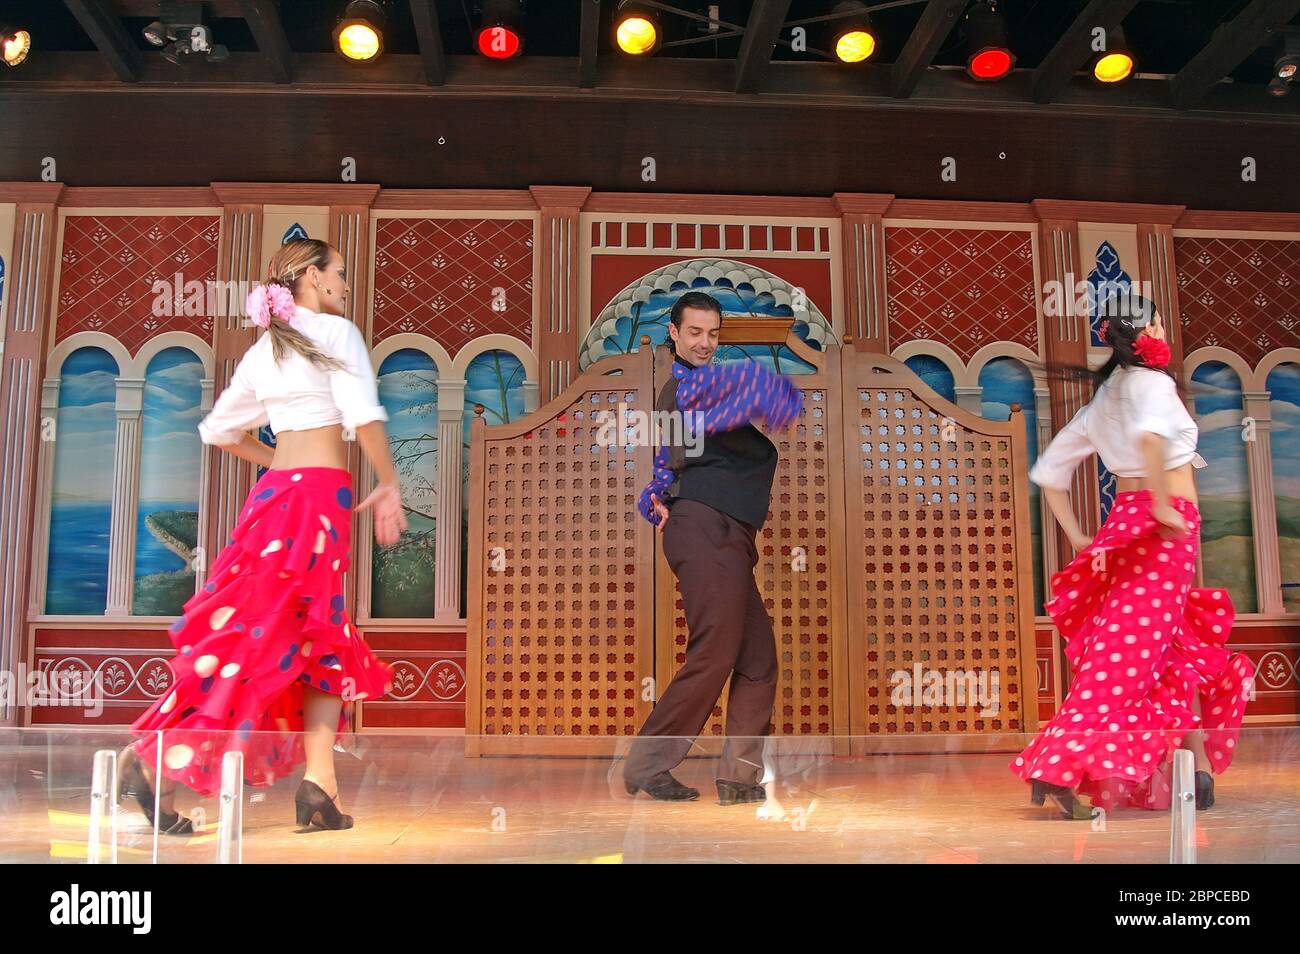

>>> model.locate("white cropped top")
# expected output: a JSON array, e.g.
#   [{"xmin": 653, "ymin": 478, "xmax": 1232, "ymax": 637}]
[
  {"xmin": 1029, "ymin": 366, "xmax": 1207, "ymax": 491},
  {"xmin": 198, "ymin": 306, "xmax": 388, "ymax": 446}
]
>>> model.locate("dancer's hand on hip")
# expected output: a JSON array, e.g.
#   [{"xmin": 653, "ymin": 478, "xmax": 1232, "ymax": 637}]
[
  {"xmin": 357, "ymin": 480, "xmax": 407, "ymax": 547},
  {"xmin": 650, "ymin": 493, "xmax": 669, "ymax": 533},
  {"xmin": 1068, "ymin": 530, "xmax": 1092, "ymax": 552},
  {"xmin": 1152, "ymin": 502, "xmax": 1188, "ymax": 540}
]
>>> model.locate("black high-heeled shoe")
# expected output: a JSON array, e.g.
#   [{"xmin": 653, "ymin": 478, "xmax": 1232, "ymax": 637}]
[
  {"xmin": 1030, "ymin": 779, "xmax": 1080, "ymax": 819},
  {"xmin": 295, "ymin": 779, "xmax": 354, "ymax": 830},
  {"xmin": 1194, "ymin": 770, "xmax": 1215, "ymax": 810},
  {"xmin": 117, "ymin": 747, "xmax": 194, "ymax": 836}
]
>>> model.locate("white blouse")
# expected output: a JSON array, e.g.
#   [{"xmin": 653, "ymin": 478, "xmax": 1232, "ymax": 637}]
[
  {"xmin": 198, "ymin": 306, "xmax": 388, "ymax": 445},
  {"xmin": 1029, "ymin": 366, "xmax": 1207, "ymax": 491}
]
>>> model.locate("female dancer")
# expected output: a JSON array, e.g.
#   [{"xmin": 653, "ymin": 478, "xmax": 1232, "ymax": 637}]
[
  {"xmin": 122, "ymin": 238, "xmax": 406, "ymax": 833},
  {"xmin": 1013, "ymin": 294, "xmax": 1254, "ymax": 818}
]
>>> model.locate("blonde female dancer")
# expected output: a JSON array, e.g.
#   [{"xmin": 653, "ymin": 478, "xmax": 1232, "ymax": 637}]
[{"xmin": 124, "ymin": 238, "xmax": 406, "ymax": 833}]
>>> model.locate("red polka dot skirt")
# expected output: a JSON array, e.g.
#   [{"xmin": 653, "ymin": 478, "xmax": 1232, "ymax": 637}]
[
  {"xmin": 1011, "ymin": 491, "xmax": 1255, "ymax": 811},
  {"xmin": 132, "ymin": 466, "xmax": 392, "ymax": 796}
]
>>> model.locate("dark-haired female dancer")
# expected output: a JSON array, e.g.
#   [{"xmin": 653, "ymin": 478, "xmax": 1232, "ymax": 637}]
[
  {"xmin": 1013, "ymin": 295, "xmax": 1254, "ymax": 817},
  {"xmin": 123, "ymin": 238, "xmax": 406, "ymax": 833}
]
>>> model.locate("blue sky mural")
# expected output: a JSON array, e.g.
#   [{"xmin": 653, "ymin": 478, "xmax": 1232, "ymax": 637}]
[
  {"xmin": 904, "ymin": 354, "xmax": 956, "ymax": 404},
  {"xmin": 1267, "ymin": 362, "xmax": 1300, "ymax": 609},
  {"xmin": 1191, "ymin": 361, "xmax": 1257, "ymax": 613},
  {"xmin": 979, "ymin": 357, "xmax": 1044, "ymax": 613},
  {"xmin": 462, "ymin": 349, "xmax": 526, "ymax": 617},
  {"xmin": 133, "ymin": 348, "xmax": 204, "ymax": 615},
  {"xmin": 47, "ymin": 347, "xmax": 119, "ymax": 615},
  {"xmin": 373, "ymin": 349, "xmax": 439, "ymax": 618}
]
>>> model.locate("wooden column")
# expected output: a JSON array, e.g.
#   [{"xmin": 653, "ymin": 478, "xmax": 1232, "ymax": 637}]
[
  {"xmin": 831, "ymin": 193, "xmax": 893, "ymax": 351},
  {"xmin": 0, "ymin": 183, "xmax": 63, "ymax": 725},
  {"xmin": 1137, "ymin": 221, "xmax": 1187, "ymax": 377},
  {"xmin": 531, "ymin": 186, "xmax": 589, "ymax": 404},
  {"xmin": 329, "ymin": 192, "xmax": 379, "ymax": 622},
  {"xmin": 1244, "ymin": 390, "xmax": 1284, "ymax": 613},
  {"xmin": 1031, "ymin": 205, "xmax": 1098, "ymax": 565},
  {"xmin": 203, "ymin": 191, "xmax": 263, "ymax": 584},
  {"xmin": 104, "ymin": 377, "xmax": 145, "ymax": 615}
]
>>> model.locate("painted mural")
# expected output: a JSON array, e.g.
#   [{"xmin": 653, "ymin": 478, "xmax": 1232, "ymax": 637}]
[
  {"xmin": 1191, "ymin": 360, "xmax": 1258, "ymax": 613},
  {"xmin": 1267, "ymin": 361, "xmax": 1300, "ymax": 610},
  {"xmin": 46, "ymin": 347, "xmax": 119, "ymax": 615},
  {"xmin": 579, "ymin": 259, "xmax": 836, "ymax": 374},
  {"xmin": 132, "ymin": 347, "xmax": 204, "ymax": 615},
  {"xmin": 371, "ymin": 348, "xmax": 439, "ymax": 618}
]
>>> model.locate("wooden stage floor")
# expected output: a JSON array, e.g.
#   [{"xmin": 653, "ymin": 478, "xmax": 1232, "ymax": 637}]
[{"xmin": 3, "ymin": 734, "xmax": 1296, "ymax": 863}]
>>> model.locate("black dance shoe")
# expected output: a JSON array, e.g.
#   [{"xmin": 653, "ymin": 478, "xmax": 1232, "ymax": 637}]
[
  {"xmin": 1030, "ymin": 779, "xmax": 1080, "ymax": 819},
  {"xmin": 1194, "ymin": 771, "xmax": 1215, "ymax": 811},
  {"xmin": 624, "ymin": 771, "xmax": 700, "ymax": 801},
  {"xmin": 715, "ymin": 779, "xmax": 766, "ymax": 806},
  {"xmin": 117, "ymin": 748, "xmax": 195, "ymax": 836},
  {"xmin": 294, "ymin": 779, "xmax": 354, "ymax": 830}
]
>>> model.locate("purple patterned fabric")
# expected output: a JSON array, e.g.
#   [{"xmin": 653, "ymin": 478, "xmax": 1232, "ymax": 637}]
[{"xmin": 636, "ymin": 360, "xmax": 803, "ymax": 525}]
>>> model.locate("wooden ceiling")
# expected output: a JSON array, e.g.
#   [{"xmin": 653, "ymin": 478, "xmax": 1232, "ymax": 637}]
[{"xmin": 2, "ymin": 1, "xmax": 1298, "ymax": 209}]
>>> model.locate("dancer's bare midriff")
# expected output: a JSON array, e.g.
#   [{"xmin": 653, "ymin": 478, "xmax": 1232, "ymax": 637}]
[
  {"xmin": 268, "ymin": 423, "xmax": 350, "ymax": 471},
  {"xmin": 1116, "ymin": 460, "xmax": 1198, "ymax": 507}
]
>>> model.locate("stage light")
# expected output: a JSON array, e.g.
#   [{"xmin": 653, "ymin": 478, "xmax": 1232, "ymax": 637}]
[
  {"xmin": 476, "ymin": 0, "xmax": 524, "ymax": 60},
  {"xmin": 1274, "ymin": 31, "xmax": 1299, "ymax": 80},
  {"xmin": 146, "ymin": 3, "xmax": 229, "ymax": 65},
  {"xmin": 965, "ymin": 1, "xmax": 1014, "ymax": 82},
  {"xmin": 614, "ymin": 2, "xmax": 660, "ymax": 56},
  {"xmin": 1092, "ymin": 24, "xmax": 1133, "ymax": 83},
  {"xmin": 1, "ymin": 25, "xmax": 32, "ymax": 68},
  {"xmin": 831, "ymin": 2, "xmax": 876, "ymax": 64},
  {"xmin": 334, "ymin": 0, "xmax": 385, "ymax": 63}
]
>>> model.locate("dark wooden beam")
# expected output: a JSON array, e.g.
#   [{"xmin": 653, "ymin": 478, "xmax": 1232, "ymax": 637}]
[
  {"xmin": 62, "ymin": 0, "xmax": 141, "ymax": 82},
  {"xmin": 4, "ymin": 52, "xmax": 1300, "ymax": 123},
  {"xmin": 891, "ymin": 0, "xmax": 966, "ymax": 98},
  {"xmin": 1031, "ymin": 0, "xmax": 1140, "ymax": 104},
  {"xmin": 409, "ymin": 0, "xmax": 446, "ymax": 86},
  {"xmin": 237, "ymin": 0, "xmax": 292, "ymax": 85},
  {"xmin": 1169, "ymin": 0, "xmax": 1300, "ymax": 109},
  {"xmin": 112, "ymin": 1, "xmax": 244, "ymax": 14},
  {"xmin": 578, "ymin": 0, "xmax": 600, "ymax": 88},
  {"xmin": 735, "ymin": 0, "xmax": 792, "ymax": 94}
]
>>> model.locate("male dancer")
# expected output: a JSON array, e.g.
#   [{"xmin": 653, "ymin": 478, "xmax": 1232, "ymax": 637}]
[{"xmin": 623, "ymin": 291, "xmax": 803, "ymax": 804}]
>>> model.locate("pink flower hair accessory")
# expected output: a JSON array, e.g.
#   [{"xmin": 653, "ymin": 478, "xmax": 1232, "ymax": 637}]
[
  {"xmin": 1133, "ymin": 333, "xmax": 1171, "ymax": 369},
  {"xmin": 245, "ymin": 281, "xmax": 297, "ymax": 329}
]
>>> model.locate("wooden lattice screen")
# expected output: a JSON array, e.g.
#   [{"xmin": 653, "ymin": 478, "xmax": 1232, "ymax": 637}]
[
  {"xmin": 466, "ymin": 338, "xmax": 1038, "ymax": 755},
  {"xmin": 464, "ymin": 351, "xmax": 656, "ymax": 755},
  {"xmin": 840, "ymin": 345, "xmax": 1040, "ymax": 751}
]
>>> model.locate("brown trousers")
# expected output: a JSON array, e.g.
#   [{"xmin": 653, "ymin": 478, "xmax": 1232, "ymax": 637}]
[{"xmin": 623, "ymin": 498, "xmax": 778, "ymax": 786}]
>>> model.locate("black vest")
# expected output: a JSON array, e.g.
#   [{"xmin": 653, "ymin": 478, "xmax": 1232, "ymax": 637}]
[{"xmin": 658, "ymin": 352, "xmax": 779, "ymax": 529}]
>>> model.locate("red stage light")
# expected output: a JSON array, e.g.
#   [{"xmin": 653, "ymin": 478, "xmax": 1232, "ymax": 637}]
[
  {"xmin": 476, "ymin": 25, "xmax": 522, "ymax": 60},
  {"xmin": 968, "ymin": 47, "xmax": 1013, "ymax": 81}
]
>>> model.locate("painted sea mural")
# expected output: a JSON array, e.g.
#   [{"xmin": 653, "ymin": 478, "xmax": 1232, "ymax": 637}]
[
  {"xmin": 1191, "ymin": 361, "xmax": 1257, "ymax": 613},
  {"xmin": 463, "ymin": 349, "xmax": 527, "ymax": 617},
  {"xmin": 372, "ymin": 348, "xmax": 439, "ymax": 618},
  {"xmin": 903, "ymin": 353, "xmax": 956, "ymax": 403},
  {"xmin": 1267, "ymin": 362, "xmax": 1300, "ymax": 611},
  {"xmin": 979, "ymin": 357, "xmax": 1045, "ymax": 615},
  {"xmin": 46, "ymin": 347, "xmax": 119, "ymax": 615},
  {"xmin": 132, "ymin": 347, "xmax": 204, "ymax": 615}
]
